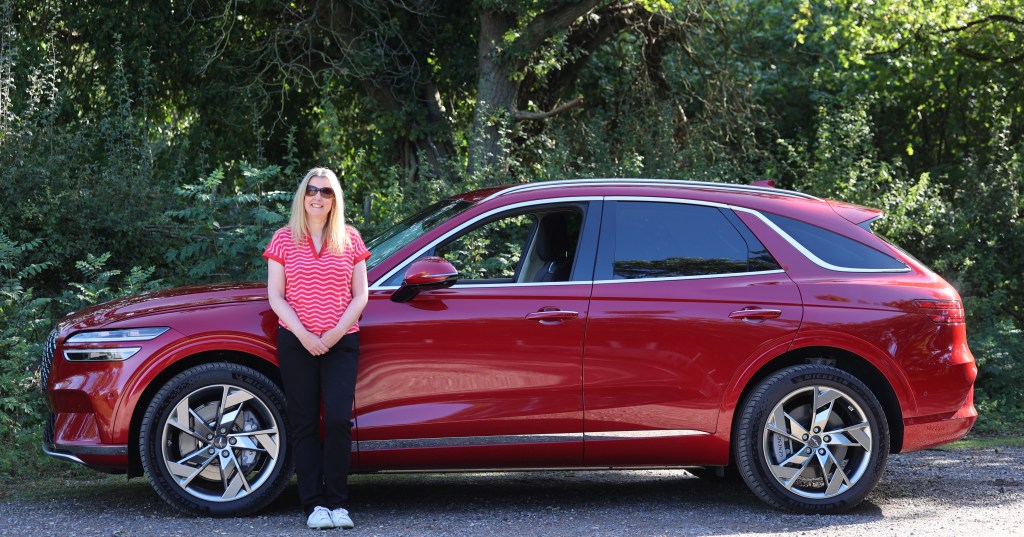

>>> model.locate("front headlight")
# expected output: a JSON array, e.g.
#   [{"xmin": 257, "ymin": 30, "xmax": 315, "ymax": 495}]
[
  {"xmin": 63, "ymin": 327, "xmax": 169, "ymax": 362},
  {"xmin": 66, "ymin": 327, "xmax": 169, "ymax": 343}
]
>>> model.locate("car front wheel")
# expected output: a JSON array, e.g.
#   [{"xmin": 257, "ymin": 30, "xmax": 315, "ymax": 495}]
[
  {"xmin": 734, "ymin": 364, "xmax": 889, "ymax": 513},
  {"xmin": 139, "ymin": 362, "xmax": 291, "ymax": 516}
]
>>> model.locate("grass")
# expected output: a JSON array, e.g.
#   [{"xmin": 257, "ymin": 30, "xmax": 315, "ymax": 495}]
[{"xmin": 938, "ymin": 434, "xmax": 1024, "ymax": 450}]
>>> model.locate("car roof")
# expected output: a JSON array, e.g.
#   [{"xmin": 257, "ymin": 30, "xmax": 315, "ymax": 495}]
[
  {"xmin": 452, "ymin": 178, "xmax": 881, "ymax": 230},
  {"xmin": 479, "ymin": 178, "xmax": 823, "ymax": 203}
]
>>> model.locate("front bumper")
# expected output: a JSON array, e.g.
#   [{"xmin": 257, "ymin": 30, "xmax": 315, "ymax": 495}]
[{"xmin": 42, "ymin": 412, "xmax": 128, "ymax": 473}]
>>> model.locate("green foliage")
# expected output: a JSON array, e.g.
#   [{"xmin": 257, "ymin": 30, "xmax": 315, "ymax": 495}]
[
  {"xmin": 0, "ymin": 233, "xmax": 163, "ymax": 477},
  {"xmin": 1, "ymin": 0, "xmax": 1023, "ymax": 475},
  {"xmin": 164, "ymin": 164, "xmax": 291, "ymax": 282},
  {"xmin": 0, "ymin": 233, "xmax": 52, "ymax": 440}
]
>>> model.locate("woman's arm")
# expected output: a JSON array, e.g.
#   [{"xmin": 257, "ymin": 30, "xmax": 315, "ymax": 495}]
[
  {"xmin": 267, "ymin": 258, "xmax": 330, "ymax": 356},
  {"xmin": 321, "ymin": 260, "xmax": 369, "ymax": 348}
]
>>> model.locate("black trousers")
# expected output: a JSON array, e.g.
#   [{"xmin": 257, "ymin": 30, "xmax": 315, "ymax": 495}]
[{"xmin": 277, "ymin": 326, "xmax": 359, "ymax": 515}]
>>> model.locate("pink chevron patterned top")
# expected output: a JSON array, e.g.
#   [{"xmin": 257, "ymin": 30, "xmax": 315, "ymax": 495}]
[{"xmin": 263, "ymin": 225, "xmax": 371, "ymax": 336}]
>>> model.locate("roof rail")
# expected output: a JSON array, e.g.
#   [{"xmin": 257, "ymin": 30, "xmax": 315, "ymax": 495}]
[{"xmin": 481, "ymin": 178, "xmax": 822, "ymax": 202}]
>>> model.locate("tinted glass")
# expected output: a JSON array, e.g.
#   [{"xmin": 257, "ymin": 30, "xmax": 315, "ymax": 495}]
[
  {"xmin": 436, "ymin": 213, "xmax": 535, "ymax": 281},
  {"xmin": 765, "ymin": 213, "xmax": 908, "ymax": 270},
  {"xmin": 364, "ymin": 199, "xmax": 474, "ymax": 270},
  {"xmin": 721, "ymin": 209, "xmax": 782, "ymax": 272},
  {"xmin": 611, "ymin": 202, "xmax": 752, "ymax": 279}
]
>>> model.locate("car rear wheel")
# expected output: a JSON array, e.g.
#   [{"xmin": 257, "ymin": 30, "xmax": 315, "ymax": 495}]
[
  {"xmin": 734, "ymin": 364, "xmax": 889, "ymax": 513},
  {"xmin": 139, "ymin": 362, "xmax": 291, "ymax": 516}
]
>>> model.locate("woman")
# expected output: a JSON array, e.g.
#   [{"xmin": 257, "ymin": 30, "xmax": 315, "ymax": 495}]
[{"xmin": 263, "ymin": 167, "xmax": 370, "ymax": 529}]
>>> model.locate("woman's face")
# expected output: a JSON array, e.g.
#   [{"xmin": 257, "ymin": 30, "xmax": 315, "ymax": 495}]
[{"xmin": 304, "ymin": 175, "xmax": 335, "ymax": 220}]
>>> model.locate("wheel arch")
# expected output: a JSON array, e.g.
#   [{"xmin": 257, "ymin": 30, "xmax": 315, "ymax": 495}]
[
  {"xmin": 729, "ymin": 346, "xmax": 906, "ymax": 455},
  {"xmin": 126, "ymin": 350, "xmax": 282, "ymax": 477}
]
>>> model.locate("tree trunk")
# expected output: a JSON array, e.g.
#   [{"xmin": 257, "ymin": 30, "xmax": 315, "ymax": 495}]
[{"xmin": 469, "ymin": 10, "xmax": 519, "ymax": 180}]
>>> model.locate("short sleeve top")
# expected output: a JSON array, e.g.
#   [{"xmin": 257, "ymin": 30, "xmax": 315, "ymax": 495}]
[{"xmin": 263, "ymin": 225, "xmax": 371, "ymax": 335}]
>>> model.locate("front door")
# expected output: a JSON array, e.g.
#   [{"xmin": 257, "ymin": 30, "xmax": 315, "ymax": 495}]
[{"xmin": 355, "ymin": 202, "xmax": 598, "ymax": 470}]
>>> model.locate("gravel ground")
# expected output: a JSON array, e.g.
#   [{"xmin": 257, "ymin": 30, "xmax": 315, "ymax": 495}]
[{"xmin": 1, "ymin": 446, "xmax": 1021, "ymax": 537}]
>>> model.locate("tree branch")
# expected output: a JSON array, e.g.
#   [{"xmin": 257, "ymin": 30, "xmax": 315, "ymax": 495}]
[
  {"xmin": 955, "ymin": 46, "xmax": 1024, "ymax": 64},
  {"xmin": 941, "ymin": 14, "xmax": 1024, "ymax": 33},
  {"xmin": 518, "ymin": 0, "xmax": 607, "ymax": 53},
  {"xmin": 514, "ymin": 96, "xmax": 584, "ymax": 120}
]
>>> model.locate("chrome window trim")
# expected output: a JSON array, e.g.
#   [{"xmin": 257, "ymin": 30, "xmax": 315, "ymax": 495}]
[
  {"xmin": 356, "ymin": 430, "xmax": 708, "ymax": 450},
  {"xmin": 735, "ymin": 207, "xmax": 911, "ymax": 273},
  {"xmin": 372, "ymin": 194, "xmax": 909, "ymax": 291},
  {"xmin": 370, "ymin": 196, "xmax": 601, "ymax": 289},
  {"xmin": 374, "ymin": 280, "xmax": 593, "ymax": 291},
  {"xmin": 608, "ymin": 196, "xmax": 910, "ymax": 274},
  {"xmin": 483, "ymin": 179, "xmax": 822, "ymax": 202}
]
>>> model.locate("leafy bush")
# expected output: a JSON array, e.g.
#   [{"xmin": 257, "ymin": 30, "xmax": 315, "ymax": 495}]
[{"xmin": 164, "ymin": 164, "xmax": 291, "ymax": 282}]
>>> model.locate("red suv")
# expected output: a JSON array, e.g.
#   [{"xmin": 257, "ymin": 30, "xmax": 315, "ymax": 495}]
[{"xmin": 40, "ymin": 179, "xmax": 977, "ymax": 515}]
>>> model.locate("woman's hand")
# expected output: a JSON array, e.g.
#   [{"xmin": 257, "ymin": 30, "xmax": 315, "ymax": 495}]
[
  {"xmin": 296, "ymin": 328, "xmax": 330, "ymax": 356},
  {"xmin": 320, "ymin": 328, "xmax": 344, "ymax": 349}
]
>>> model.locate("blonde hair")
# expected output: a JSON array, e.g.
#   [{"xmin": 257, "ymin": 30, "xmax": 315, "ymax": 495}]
[{"xmin": 288, "ymin": 167, "xmax": 350, "ymax": 255}]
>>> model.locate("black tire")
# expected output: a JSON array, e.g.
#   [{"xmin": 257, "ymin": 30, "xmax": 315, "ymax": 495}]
[
  {"xmin": 139, "ymin": 362, "xmax": 291, "ymax": 516},
  {"xmin": 733, "ymin": 364, "xmax": 889, "ymax": 513}
]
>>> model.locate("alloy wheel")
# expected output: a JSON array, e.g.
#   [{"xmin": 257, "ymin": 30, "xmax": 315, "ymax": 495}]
[{"xmin": 160, "ymin": 383, "xmax": 282, "ymax": 503}]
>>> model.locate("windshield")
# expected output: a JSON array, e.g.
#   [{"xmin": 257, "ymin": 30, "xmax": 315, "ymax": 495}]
[{"xmin": 365, "ymin": 199, "xmax": 475, "ymax": 270}]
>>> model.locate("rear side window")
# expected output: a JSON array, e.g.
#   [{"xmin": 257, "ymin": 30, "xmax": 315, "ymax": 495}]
[
  {"xmin": 764, "ymin": 213, "xmax": 908, "ymax": 271},
  {"xmin": 601, "ymin": 202, "xmax": 781, "ymax": 280}
]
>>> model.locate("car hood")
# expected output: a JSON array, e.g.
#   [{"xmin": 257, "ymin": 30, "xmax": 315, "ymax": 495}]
[{"xmin": 59, "ymin": 282, "xmax": 269, "ymax": 333}]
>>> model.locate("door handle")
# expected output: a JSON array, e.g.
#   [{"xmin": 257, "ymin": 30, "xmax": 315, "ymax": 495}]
[
  {"xmin": 525, "ymin": 310, "xmax": 579, "ymax": 323},
  {"xmin": 729, "ymin": 308, "xmax": 783, "ymax": 321}
]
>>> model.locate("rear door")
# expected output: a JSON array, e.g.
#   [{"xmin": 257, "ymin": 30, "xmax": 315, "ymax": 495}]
[{"xmin": 582, "ymin": 199, "xmax": 803, "ymax": 465}]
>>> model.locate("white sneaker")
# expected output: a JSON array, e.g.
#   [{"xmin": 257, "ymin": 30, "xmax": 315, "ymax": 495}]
[
  {"xmin": 306, "ymin": 506, "xmax": 334, "ymax": 529},
  {"xmin": 331, "ymin": 507, "xmax": 355, "ymax": 529}
]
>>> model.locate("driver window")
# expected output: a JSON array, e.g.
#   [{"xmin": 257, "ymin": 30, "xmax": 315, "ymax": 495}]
[
  {"xmin": 435, "ymin": 214, "xmax": 535, "ymax": 282},
  {"xmin": 382, "ymin": 206, "xmax": 585, "ymax": 287}
]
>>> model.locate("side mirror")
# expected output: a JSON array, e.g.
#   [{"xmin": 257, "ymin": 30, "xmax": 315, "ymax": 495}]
[{"xmin": 390, "ymin": 257, "xmax": 458, "ymax": 303}]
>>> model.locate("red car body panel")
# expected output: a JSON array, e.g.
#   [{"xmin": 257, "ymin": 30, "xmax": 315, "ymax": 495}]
[
  {"xmin": 41, "ymin": 180, "xmax": 976, "ymax": 486},
  {"xmin": 582, "ymin": 273, "xmax": 802, "ymax": 465},
  {"xmin": 355, "ymin": 283, "xmax": 589, "ymax": 469}
]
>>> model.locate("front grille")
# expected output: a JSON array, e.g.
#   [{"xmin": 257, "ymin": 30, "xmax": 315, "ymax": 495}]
[{"xmin": 39, "ymin": 329, "xmax": 57, "ymax": 393}]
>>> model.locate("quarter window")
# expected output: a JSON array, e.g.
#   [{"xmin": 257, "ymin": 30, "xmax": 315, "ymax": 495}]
[
  {"xmin": 606, "ymin": 202, "xmax": 779, "ymax": 280},
  {"xmin": 764, "ymin": 213, "xmax": 908, "ymax": 271}
]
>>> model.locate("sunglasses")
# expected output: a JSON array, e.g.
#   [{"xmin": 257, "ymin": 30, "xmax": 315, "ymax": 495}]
[{"xmin": 305, "ymin": 185, "xmax": 336, "ymax": 198}]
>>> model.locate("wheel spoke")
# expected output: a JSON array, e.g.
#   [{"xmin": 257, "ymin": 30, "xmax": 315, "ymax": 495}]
[
  {"xmin": 167, "ymin": 448, "xmax": 217, "ymax": 488},
  {"xmin": 826, "ymin": 422, "xmax": 872, "ymax": 450},
  {"xmin": 219, "ymin": 450, "xmax": 252, "ymax": 500},
  {"xmin": 811, "ymin": 387, "xmax": 841, "ymax": 432},
  {"xmin": 774, "ymin": 455, "xmax": 814, "ymax": 491},
  {"xmin": 230, "ymin": 428, "xmax": 280, "ymax": 459},
  {"xmin": 224, "ymin": 387, "xmax": 255, "ymax": 411},
  {"xmin": 816, "ymin": 448, "xmax": 852, "ymax": 496},
  {"xmin": 767, "ymin": 407, "xmax": 808, "ymax": 442},
  {"xmin": 167, "ymin": 397, "xmax": 209, "ymax": 443},
  {"xmin": 217, "ymin": 388, "xmax": 255, "ymax": 431},
  {"xmin": 188, "ymin": 408, "xmax": 215, "ymax": 439}
]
